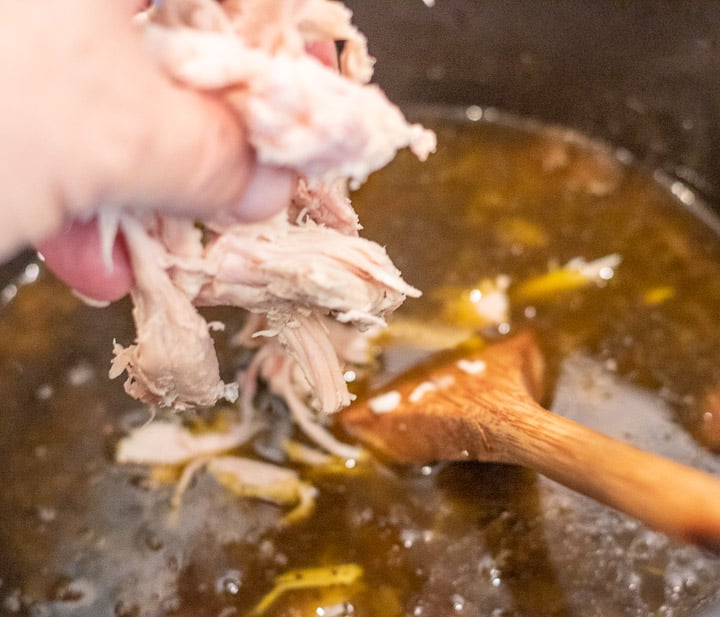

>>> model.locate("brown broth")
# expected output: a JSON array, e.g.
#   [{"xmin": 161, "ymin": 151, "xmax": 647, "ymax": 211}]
[{"xmin": 2, "ymin": 110, "xmax": 720, "ymax": 617}]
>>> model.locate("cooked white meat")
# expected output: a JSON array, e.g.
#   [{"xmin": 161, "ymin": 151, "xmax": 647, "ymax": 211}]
[
  {"xmin": 108, "ymin": 0, "xmax": 434, "ymax": 431},
  {"xmin": 112, "ymin": 211, "xmax": 418, "ymax": 414},
  {"xmin": 116, "ymin": 417, "xmax": 259, "ymax": 466},
  {"xmin": 138, "ymin": 0, "xmax": 435, "ymax": 185},
  {"xmin": 289, "ymin": 178, "xmax": 359, "ymax": 237},
  {"xmin": 195, "ymin": 215, "xmax": 418, "ymax": 327},
  {"xmin": 110, "ymin": 216, "xmax": 239, "ymax": 410}
]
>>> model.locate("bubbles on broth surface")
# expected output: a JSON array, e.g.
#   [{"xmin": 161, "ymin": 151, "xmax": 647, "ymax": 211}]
[{"xmin": 2, "ymin": 109, "xmax": 720, "ymax": 616}]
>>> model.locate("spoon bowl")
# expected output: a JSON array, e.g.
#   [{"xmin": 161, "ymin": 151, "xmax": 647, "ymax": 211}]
[{"xmin": 340, "ymin": 333, "xmax": 720, "ymax": 552}]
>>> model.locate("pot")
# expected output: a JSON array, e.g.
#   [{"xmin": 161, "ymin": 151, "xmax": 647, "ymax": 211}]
[
  {"xmin": 347, "ymin": 0, "xmax": 720, "ymax": 205},
  {"xmin": 2, "ymin": 3, "xmax": 720, "ymax": 617}
]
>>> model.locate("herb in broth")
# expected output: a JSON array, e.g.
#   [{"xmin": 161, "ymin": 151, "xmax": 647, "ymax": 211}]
[{"xmin": 1, "ymin": 111, "xmax": 720, "ymax": 617}]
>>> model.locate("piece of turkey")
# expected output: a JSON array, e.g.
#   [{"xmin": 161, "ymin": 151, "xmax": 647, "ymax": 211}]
[{"xmin": 108, "ymin": 0, "xmax": 433, "ymax": 416}]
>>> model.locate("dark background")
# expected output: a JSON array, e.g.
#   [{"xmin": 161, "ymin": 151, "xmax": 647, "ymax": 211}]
[{"xmin": 346, "ymin": 1, "xmax": 720, "ymax": 205}]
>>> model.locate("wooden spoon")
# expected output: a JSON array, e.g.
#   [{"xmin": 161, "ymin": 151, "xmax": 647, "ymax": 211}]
[{"xmin": 340, "ymin": 332, "xmax": 720, "ymax": 552}]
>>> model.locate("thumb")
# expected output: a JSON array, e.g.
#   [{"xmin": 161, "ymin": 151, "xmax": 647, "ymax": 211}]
[
  {"xmin": 38, "ymin": 85, "xmax": 296, "ymax": 303},
  {"xmin": 103, "ymin": 80, "xmax": 295, "ymax": 222}
]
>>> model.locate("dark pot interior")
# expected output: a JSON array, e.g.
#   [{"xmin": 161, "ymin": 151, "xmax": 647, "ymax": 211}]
[{"xmin": 347, "ymin": 0, "xmax": 720, "ymax": 206}]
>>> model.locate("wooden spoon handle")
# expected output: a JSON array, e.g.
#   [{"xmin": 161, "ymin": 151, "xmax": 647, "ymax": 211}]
[
  {"xmin": 341, "ymin": 333, "xmax": 720, "ymax": 550},
  {"xmin": 473, "ymin": 391, "xmax": 720, "ymax": 551}
]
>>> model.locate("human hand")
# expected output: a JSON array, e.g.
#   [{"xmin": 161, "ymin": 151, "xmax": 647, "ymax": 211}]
[{"xmin": 0, "ymin": 0, "xmax": 295, "ymax": 302}]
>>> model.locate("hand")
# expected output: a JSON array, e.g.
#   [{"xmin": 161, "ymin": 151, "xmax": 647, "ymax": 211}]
[{"xmin": 0, "ymin": 1, "xmax": 294, "ymax": 301}]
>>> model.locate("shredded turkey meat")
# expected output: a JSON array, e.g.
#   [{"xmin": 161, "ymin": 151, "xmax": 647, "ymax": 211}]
[{"xmin": 107, "ymin": 0, "xmax": 434, "ymax": 450}]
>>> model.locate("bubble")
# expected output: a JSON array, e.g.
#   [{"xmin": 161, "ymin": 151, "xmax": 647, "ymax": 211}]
[
  {"xmin": 483, "ymin": 107, "xmax": 500, "ymax": 122},
  {"xmin": 627, "ymin": 572, "xmax": 640, "ymax": 592},
  {"xmin": 21, "ymin": 263, "xmax": 40, "ymax": 284},
  {"xmin": 465, "ymin": 106, "xmax": 483, "ymax": 122},
  {"xmin": 604, "ymin": 358, "xmax": 618, "ymax": 372},
  {"xmin": 489, "ymin": 567, "xmax": 502, "ymax": 588},
  {"xmin": 3, "ymin": 589, "xmax": 22, "ymax": 613},
  {"xmin": 316, "ymin": 602, "xmax": 355, "ymax": 617},
  {"xmin": 66, "ymin": 362, "xmax": 95, "ymax": 387},
  {"xmin": 670, "ymin": 181, "xmax": 695, "ymax": 206},
  {"xmin": 1, "ymin": 284, "xmax": 18, "ymax": 305},
  {"xmin": 598, "ymin": 266, "xmax": 615, "ymax": 281},
  {"xmin": 160, "ymin": 595, "xmax": 181, "ymax": 613},
  {"xmin": 216, "ymin": 570, "xmax": 242, "ymax": 596},
  {"xmin": 451, "ymin": 594, "xmax": 466, "ymax": 612},
  {"xmin": 35, "ymin": 384, "xmax": 53, "ymax": 401},
  {"xmin": 37, "ymin": 506, "xmax": 56, "ymax": 523},
  {"xmin": 469, "ymin": 289, "xmax": 483, "ymax": 303},
  {"xmin": 400, "ymin": 528, "xmax": 425, "ymax": 549}
]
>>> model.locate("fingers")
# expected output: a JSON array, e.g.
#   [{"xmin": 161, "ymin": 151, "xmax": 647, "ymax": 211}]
[
  {"xmin": 37, "ymin": 219, "xmax": 134, "ymax": 303},
  {"xmin": 306, "ymin": 40, "xmax": 340, "ymax": 70},
  {"xmin": 40, "ymin": 74, "xmax": 295, "ymax": 302},
  {"xmin": 0, "ymin": 1, "xmax": 305, "ymax": 304},
  {"xmin": 125, "ymin": 37, "xmax": 335, "ymax": 220},
  {"xmin": 98, "ymin": 75, "xmax": 296, "ymax": 222},
  {"xmin": 42, "ymin": 0, "xmax": 296, "ymax": 227}
]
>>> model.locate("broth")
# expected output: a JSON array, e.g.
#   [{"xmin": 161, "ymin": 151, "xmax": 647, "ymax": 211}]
[{"xmin": 2, "ymin": 110, "xmax": 720, "ymax": 617}]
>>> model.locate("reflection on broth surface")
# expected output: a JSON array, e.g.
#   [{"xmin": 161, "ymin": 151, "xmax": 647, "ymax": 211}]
[{"xmin": 2, "ymin": 110, "xmax": 720, "ymax": 617}]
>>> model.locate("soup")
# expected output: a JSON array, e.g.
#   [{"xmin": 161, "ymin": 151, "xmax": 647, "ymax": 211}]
[{"xmin": 1, "ymin": 110, "xmax": 720, "ymax": 617}]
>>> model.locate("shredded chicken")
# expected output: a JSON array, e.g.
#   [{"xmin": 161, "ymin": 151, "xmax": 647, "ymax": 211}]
[
  {"xmin": 106, "ymin": 0, "xmax": 434, "ymax": 458},
  {"xmin": 207, "ymin": 456, "xmax": 317, "ymax": 525},
  {"xmin": 116, "ymin": 419, "xmax": 316, "ymax": 525},
  {"xmin": 110, "ymin": 216, "xmax": 239, "ymax": 410},
  {"xmin": 116, "ymin": 417, "xmax": 259, "ymax": 466},
  {"xmin": 137, "ymin": 0, "xmax": 434, "ymax": 184},
  {"xmin": 235, "ymin": 319, "xmax": 367, "ymax": 459}
]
